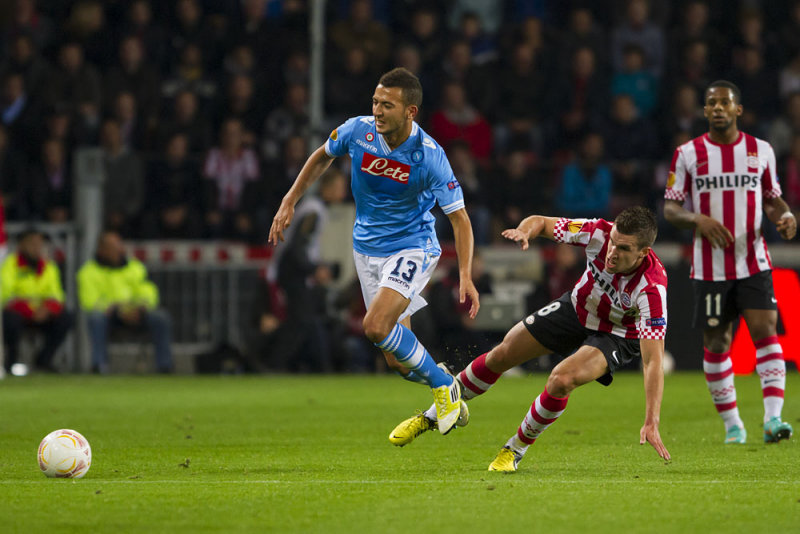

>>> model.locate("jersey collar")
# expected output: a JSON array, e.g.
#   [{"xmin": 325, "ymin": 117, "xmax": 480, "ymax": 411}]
[{"xmin": 377, "ymin": 122, "xmax": 419, "ymax": 155}]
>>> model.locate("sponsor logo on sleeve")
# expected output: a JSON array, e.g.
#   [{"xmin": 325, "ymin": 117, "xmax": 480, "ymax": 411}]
[
  {"xmin": 447, "ymin": 180, "xmax": 460, "ymax": 190},
  {"xmin": 646, "ymin": 317, "xmax": 666, "ymax": 327}
]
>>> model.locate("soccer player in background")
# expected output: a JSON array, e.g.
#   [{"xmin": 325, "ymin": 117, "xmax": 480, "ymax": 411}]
[
  {"xmin": 269, "ymin": 67, "xmax": 480, "ymax": 434},
  {"xmin": 391, "ymin": 207, "xmax": 671, "ymax": 472},
  {"xmin": 664, "ymin": 80, "xmax": 797, "ymax": 444}
]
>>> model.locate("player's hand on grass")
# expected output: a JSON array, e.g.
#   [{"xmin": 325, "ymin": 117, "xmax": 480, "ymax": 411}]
[
  {"xmin": 696, "ymin": 215, "xmax": 734, "ymax": 249},
  {"xmin": 640, "ymin": 421, "xmax": 671, "ymax": 461},
  {"xmin": 460, "ymin": 279, "xmax": 480, "ymax": 319},
  {"xmin": 502, "ymin": 228, "xmax": 532, "ymax": 250},
  {"xmin": 776, "ymin": 212, "xmax": 797, "ymax": 241},
  {"xmin": 269, "ymin": 202, "xmax": 295, "ymax": 245}
]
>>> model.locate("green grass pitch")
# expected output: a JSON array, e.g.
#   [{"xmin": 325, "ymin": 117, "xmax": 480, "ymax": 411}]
[{"xmin": 1, "ymin": 371, "xmax": 798, "ymax": 533}]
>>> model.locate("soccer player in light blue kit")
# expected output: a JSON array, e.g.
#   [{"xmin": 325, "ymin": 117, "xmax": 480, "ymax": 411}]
[{"xmin": 269, "ymin": 68, "xmax": 480, "ymax": 435}]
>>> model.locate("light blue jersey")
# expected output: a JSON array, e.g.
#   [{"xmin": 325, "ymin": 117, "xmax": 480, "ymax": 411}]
[{"xmin": 324, "ymin": 116, "xmax": 465, "ymax": 257}]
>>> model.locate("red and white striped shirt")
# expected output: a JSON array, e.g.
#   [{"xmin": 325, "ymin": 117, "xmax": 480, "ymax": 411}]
[
  {"xmin": 665, "ymin": 132, "xmax": 781, "ymax": 281},
  {"xmin": 553, "ymin": 218, "xmax": 668, "ymax": 340}
]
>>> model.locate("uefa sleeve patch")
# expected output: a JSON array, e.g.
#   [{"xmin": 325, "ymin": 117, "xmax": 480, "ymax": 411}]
[
  {"xmin": 447, "ymin": 180, "xmax": 460, "ymax": 190},
  {"xmin": 646, "ymin": 317, "xmax": 666, "ymax": 327},
  {"xmin": 330, "ymin": 128, "xmax": 338, "ymax": 141}
]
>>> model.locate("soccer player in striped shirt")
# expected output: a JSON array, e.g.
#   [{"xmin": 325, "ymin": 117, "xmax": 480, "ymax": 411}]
[
  {"xmin": 269, "ymin": 68, "xmax": 480, "ymax": 435},
  {"xmin": 664, "ymin": 80, "xmax": 797, "ymax": 444},
  {"xmin": 390, "ymin": 207, "xmax": 672, "ymax": 471}
]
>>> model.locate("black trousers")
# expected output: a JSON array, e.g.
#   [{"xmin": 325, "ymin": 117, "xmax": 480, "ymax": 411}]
[{"xmin": 3, "ymin": 309, "xmax": 73, "ymax": 369}]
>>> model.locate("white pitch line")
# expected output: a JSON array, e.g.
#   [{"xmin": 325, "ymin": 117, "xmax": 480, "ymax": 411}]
[{"xmin": 0, "ymin": 479, "xmax": 797, "ymax": 485}]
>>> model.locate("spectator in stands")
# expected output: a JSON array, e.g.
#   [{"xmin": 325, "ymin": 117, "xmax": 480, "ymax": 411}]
[
  {"xmin": 604, "ymin": 93, "xmax": 657, "ymax": 162},
  {"xmin": 1, "ymin": 72, "xmax": 39, "ymax": 158},
  {"xmin": 326, "ymin": 46, "xmax": 375, "ymax": 122},
  {"xmin": 611, "ymin": 0, "xmax": 665, "ymax": 78},
  {"xmin": 555, "ymin": 131, "xmax": 611, "ymax": 219},
  {"xmin": 402, "ymin": 6, "xmax": 446, "ymax": 75},
  {"xmin": 122, "ymin": 0, "xmax": 168, "ymax": 74},
  {"xmin": 214, "ymin": 74, "xmax": 263, "ymax": 147},
  {"xmin": 780, "ymin": 1, "xmax": 800, "ymax": 64},
  {"xmin": 141, "ymin": 133, "xmax": 203, "ymax": 239},
  {"xmin": 768, "ymin": 92, "xmax": 800, "ymax": 160},
  {"xmin": 0, "ymin": 33, "xmax": 51, "ymax": 103},
  {"xmin": 491, "ymin": 148, "xmax": 542, "ymax": 233},
  {"xmin": 28, "ymin": 138, "xmax": 71, "ymax": 222},
  {"xmin": 429, "ymin": 80, "xmax": 493, "ymax": 163},
  {"xmin": 446, "ymin": 0, "xmax": 504, "ymax": 37},
  {"xmin": 109, "ymin": 91, "xmax": 147, "ymax": 151},
  {"xmin": 221, "ymin": 44, "xmax": 273, "ymax": 109},
  {"xmin": 1, "ymin": 229, "xmax": 72, "ymax": 373},
  {"xmin": 203, "ymin": 117, "xmax": 260, "ymax": 240},
  {"xmin": 612, "ymin": 44, "xmax": 657, "ymax": 117},
  {"xmin": 267, "ymin": 169, "xmax": 347, "ymax": 372},
  {"xmin": 558, "ymin": 7, "xmax": 608, "ymax": 71},
  {"xmin": 46, "ymin": 41, "xmax": 102, "ymax": 130},
  {"xmin": 438, "ymin": 39, "xmax": 496, "ymax": 120},
  {"xmin": 328, "ymin": 0, "xmax": 391, "ymax": 73},
  {"xmin": 156, "ymin": 89, "xmax": 212, "ymax": 156},
  {"xmin": 245, "ymin": 271, "xmax": 285, "ymax": 372},
  {"xmin": 454, "ymin": 11, "xmax": 497, "ymax": 65},
  {"xmin": 0, "ymin": 123, "xmax": 27, "ymax": 220},
  {"xmin": 261, "ymin": 82, "xmax": 309, "ymax": 162},
  {"xmin": 161, "ymin": 42, "xmax": 217, "ymax": 106},
  {"xmin": 100, "ymin": 118, "xmax": 145, "ymax": 236},
  {"xmin": 78, "ymin": 230, "xmax": 173, "ymax": 374},
  {"xmin": 661, "ymin": 83, "xmax": 706, "ymax": 147},
  {"xmin": 4, "ymin": 0, "xmax": 54, "ymax": 53},
  {"xmin": 104, "ymin": 35, "xmax": 160, "ymax": 133},
  {"xmin": 667, "ymin": 0, "xmax": 724, "ymax": 75},
  {"xmin": 495, "ymin": 43, "xmax": 545, "ymax": 154},
  {"xmin": 445, "ymin": 140, "xmax": 492, "ymax": 245},
  {"xmin": 779, "ymin": 51, "xmax": 800, "ymax": 101},
  {"xmin": 547, "ymin": 45, "xmax": 609, "ymax": 152},
  {"xmin": 731, "ymin": 7, "xmax": 781, "ymax": 71},
  {"xmin": 726, "ymin": 45, "xmax": 778, "ymax": 134},
  {"xmin": 426, "ymin": 254, "xmax": 492, "ymax": 361},
  {"xmin": 778, "ymin": 133, "xmax": 800, "ymax": 212},
  {"xmin": 60, "ymin": 0, "xmax": 113, "ymax": 70}
]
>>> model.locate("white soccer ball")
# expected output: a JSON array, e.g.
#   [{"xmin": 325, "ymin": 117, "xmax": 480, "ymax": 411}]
[{"xmin": 38, "ymin": 429, "xmax": 92, "ymax": 479}]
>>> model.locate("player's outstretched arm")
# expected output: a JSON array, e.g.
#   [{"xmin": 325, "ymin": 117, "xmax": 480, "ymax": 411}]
[
  {"xmin": 501, "ymin": 215, "xmax": 560, "ymax": 250},
  {"xmin": 663, "ymin": 199, "xmax": 733, "ymax": 249},
  {"xmin": 639, "ymin": 338, "xmax": 671, "ymax": 461},
  {"xmin": 764, "ymin": 197, "xmax": 797, "ymax": 241},
  {"xmin": 447, "ymin": 208, "xmax": 480, "ymax": 318},
  {"xmin": 269, "ymin": 145, "xmax": 335, "ymax": 245}
]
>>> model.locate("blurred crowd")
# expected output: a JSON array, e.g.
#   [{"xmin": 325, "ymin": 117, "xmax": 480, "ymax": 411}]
[{"xmin": 2, "ymin": 0, "xmax": 800, "ymax": 246}]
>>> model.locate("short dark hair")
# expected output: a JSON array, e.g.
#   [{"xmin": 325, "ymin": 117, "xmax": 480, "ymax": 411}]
[
  {"xmin": 378, "ymin": 67, "xmax": 422, "ymax": 107},
  {"xmin": 707, "ymin": 80, "xmax": 742, "ymax": 104},
  {"xmin": 614, "ymin": 206, "xmax": 658, "ymax": 249}
]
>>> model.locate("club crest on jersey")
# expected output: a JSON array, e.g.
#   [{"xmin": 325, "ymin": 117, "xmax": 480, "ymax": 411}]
[
  {"xmin": 365, "ymin": 132, "xmax": 374, "ymax": 142},
  {"xmin": 411, "ymin": 150, "xmax": 423, "ymax": 162},
  {"xmin": 361, "ymin": 153, "xmax": 410, "ymax": 183},
  {"xmin": 620, "ymin": 292, "xmax": 632, "ymax": 308},
  {"xmin": 746, "ymin": 155, "xmax": 759, "ymax": 168},
  {"xmin": 330, "ymin": 128, "xmax": 338, "ymax": 141}
]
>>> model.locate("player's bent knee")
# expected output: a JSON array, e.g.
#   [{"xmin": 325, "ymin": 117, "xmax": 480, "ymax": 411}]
[
  {"xmin": 546, "ymin": 371, "xmax": 575, "ymax": 397},
  {"xmin": 362, "ymin": 316, "xmax": 392, "ymax": 344}
]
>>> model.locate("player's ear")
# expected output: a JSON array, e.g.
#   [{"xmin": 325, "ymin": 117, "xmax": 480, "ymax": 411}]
[
  {"xmin": 406, "ymin": 105, "xmax": 418, "ymax": 120},
  {"xmin": 736, "ymin": 103, "xmax": 743, "ymax": 116}
]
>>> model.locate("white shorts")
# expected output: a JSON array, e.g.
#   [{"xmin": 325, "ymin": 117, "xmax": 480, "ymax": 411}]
[{"xmin": 353, "ymin": 249, "xmax": 440, "ymax": 321}]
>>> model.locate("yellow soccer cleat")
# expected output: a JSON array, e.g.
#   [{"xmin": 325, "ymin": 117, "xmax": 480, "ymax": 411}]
[
  {"xmin": 389, "ymin": 412, "xmax": 435, "ymax": 447},
  {"xmin": 432, "ymin": 377, "xmax": 462, "ymax": 434},
  {"xmin": 488, "ymin": 446, "xmax": 522, "ymax": 473}
]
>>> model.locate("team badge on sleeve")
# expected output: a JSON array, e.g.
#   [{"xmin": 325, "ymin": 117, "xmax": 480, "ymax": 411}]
[
  {"xmin": 646, "ymin": 317, "xmax": 666, "ymax": 327},
  {"xmin": 568, "ymin": 221, "xmax": 583, "ymax": 233},
  {"xmin": 330, "ymin": 129, "xmax": 338, "ymax": 141}
]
